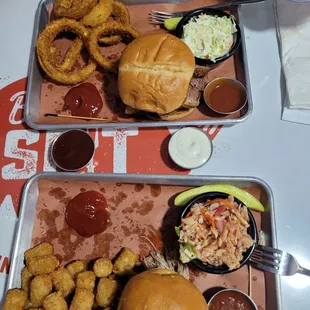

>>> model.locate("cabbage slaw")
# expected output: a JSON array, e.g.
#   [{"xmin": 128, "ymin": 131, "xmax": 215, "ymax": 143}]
[{"xmin": 182, "ymin": 14, "xmax": 237, "ymax": 62}]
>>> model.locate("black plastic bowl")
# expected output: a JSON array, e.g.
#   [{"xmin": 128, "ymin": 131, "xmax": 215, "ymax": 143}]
[
  {"xmin": 176, "ymin": 8, "xmax": 241, "ymax": 66},
  {"xmin": 180, "ymin": 192, "xmax": 258, "ymax": 274}
]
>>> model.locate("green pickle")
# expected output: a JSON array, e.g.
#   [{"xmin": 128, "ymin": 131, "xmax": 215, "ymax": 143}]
[
  {"xmin": 164, "ymin": 17, "xmax": 182, "ymax": 31},
  {"xmin": 174, "ymin": 184, "xmax": 265, "ymax": 212}
]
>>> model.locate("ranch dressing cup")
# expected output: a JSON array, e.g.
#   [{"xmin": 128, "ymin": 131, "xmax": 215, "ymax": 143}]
[{"xmin": 168, "ymin": 127, "xmax": 213, "ymax": 169}]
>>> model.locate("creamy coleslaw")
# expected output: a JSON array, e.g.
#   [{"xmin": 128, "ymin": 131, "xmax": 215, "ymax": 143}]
[{"xmin": 182, "ymin": 14, "xmax": 237, "ymax": 62}]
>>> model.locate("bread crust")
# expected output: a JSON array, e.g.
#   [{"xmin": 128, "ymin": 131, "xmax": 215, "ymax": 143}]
[
  {"xmin": 117, "ymin": 269, "xmax": 208, "ymax": 310},
  {"xmin": 118, "ymin": 33, "xmax": 195, "ymax": 114}
]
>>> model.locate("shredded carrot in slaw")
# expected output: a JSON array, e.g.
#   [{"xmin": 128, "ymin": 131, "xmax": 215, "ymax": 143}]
[
  {"xmin": 201, "ymin": 210, "xmax": 215, "ymax": 228},
  {"xmin": 205, "ymin": 198, "xmax": 236, "ymax": 209}
]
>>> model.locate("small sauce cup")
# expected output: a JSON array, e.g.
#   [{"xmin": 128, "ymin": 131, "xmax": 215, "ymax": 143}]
[
  {"xmin": 204, "ymin": 78, "xmax": 247, "ymax": 115},
  {"xmin": 209, "ymin": 288, "xmax": 258, "ymax": 310},
  {"xmin": 51, "ymin": 129, "xmax": 95, "ymax": 172},
  {"xmin": 168, "ymin": 127, "xmax": 213, "ymax": 170}
]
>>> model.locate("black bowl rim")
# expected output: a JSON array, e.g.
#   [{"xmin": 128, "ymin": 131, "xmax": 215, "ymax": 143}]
[
  {"xmin": 175, "ymin": 8, "xmax": 241, "ymax": 65},
  {"xmin": 179, "ymin": 191, "xmax": 258, "ymax": 274}
]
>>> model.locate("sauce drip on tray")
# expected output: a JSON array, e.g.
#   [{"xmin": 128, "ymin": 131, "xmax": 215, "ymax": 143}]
[
  {"xmin": 64, "ymin": 83, "xmax": 103, "ymax": 117},
  {"xmin": 65, "ymin": 190, "xmax": 110, "ymax": 238}
]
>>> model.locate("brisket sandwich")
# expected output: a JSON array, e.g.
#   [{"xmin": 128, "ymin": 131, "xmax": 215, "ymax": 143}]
[{"xmin": 118, "ymin": 33, "xmax": 207, "ymax": 120}]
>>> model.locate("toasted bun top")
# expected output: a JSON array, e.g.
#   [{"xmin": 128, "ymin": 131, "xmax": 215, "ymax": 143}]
[
  {"xmin": 117, "ymin": 269, "xmax": 208, "ymax": 310},
  {"xmin": 118, "ymin": 33, "xmax": 195, "ymax": 114}
]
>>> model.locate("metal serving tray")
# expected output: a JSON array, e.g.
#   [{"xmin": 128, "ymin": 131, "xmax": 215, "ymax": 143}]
[
  {"xmin": 7, "ymin": 172, "xmax": 281, "ymax": 309},
  {"xmin": 24, "ymin": 0, "xmax": 253, "ymax": 130}
]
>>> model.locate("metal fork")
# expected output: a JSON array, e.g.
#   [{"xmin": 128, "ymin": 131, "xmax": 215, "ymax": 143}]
[
  {"xmin": 249, "ymin": 244, "xmax": 310, "ymax": 277},
  {"xmin": 149, "ymin": 0, "xmax": 265, "ymax": 24}
]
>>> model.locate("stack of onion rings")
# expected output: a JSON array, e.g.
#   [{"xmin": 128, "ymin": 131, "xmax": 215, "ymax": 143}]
[
  {"xmin": 36, "ymin": 19, "xmax": 97, "ymax": 85},
  {"xmin": 36, "ymin": 0, "xmax": 141, "ymax": 84}
]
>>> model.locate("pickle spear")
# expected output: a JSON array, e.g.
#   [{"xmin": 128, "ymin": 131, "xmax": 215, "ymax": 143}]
[
  {"xmin": 164, "ymin": 17, "xmax": 182, "ymax": 31},
  {"xmin": 174, "ymin": 184, "xmax": 265, "ymax": 212}
]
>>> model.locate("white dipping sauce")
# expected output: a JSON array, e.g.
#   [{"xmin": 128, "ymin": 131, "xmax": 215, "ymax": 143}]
[{"xmin": 168, "ymin": 127, "xmax": 213, "ymax": 169}]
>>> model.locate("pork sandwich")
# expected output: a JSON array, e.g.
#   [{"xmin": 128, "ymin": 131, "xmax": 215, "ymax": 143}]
[
  {"xmin": 118, "ymin": 33, "xmax": 197, "ymax": 120},
  {"xmin": 117, "ymin": 269, "xmax": 208, "ymax": 310}
]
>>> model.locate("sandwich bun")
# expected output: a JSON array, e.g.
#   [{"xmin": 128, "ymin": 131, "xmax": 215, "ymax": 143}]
[
  {"xmin": 146, "ymin": 107, "xmax": 195, "ymax": 121},
  {"xmin": 118, "ymin": 33, "xmax": 195, "ymax": 115},
  {"xmin": 117, "ymin": 268, "xmax": 208, "ymax": 310}
]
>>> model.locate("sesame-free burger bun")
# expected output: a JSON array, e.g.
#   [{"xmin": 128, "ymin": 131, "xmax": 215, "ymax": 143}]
[
  {"xmin": 117, "ymin": 269, "xmax": 208, "ymax": 310},
  {"xmin": 118, "ymin": 33, "xmax": 195, "ymax": 115}
]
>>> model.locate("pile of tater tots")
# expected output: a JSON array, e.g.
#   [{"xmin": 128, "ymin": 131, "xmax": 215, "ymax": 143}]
[{"xmin": 3, "ymin": 242, "xmax": 139, "ymax": 310}]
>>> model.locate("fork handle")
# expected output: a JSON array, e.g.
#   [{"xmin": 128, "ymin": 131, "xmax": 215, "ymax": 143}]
[
  {"xmin": 298, "ymin": 266, "xmax": 310, "ymax": 277},
  {"xmin": 191, "ymin": 0, "xmax": 265, "ymax": 11}
]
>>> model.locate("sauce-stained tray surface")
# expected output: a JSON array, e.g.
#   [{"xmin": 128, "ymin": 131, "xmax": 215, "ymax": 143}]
[
  {"xmin": 8, "ymin": 173, "xmax": 281, "ymax": 309},
  {"xmin": 24, "ymin": 0, "xmax": 253, "ymax": 130}
]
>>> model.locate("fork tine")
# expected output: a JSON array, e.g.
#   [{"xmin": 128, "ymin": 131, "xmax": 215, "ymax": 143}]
[
  {"xmin": 249, "ymin": 260, "xmax": 279, "ymax": 274},
  {"xmin": 149, "ymin": 20, "xmax": 164, "ymax": 24},
  {"xmin": 251, "ymin": 255, "xmax": 280, "ymax": 268},
  {"xmin": 148, "ymin": 16, "xmax": 168, "ymax": 22},
  {"xmin": 253, "ymin": 250, "xmax": 281, "ymax": 261},
  {"xmin": 149, "ymin": 13, "xmax": 170, "ymax": 19},
  {"xmin": 151, "ymin": 10, "xmax": 175, "ymax": 16}
]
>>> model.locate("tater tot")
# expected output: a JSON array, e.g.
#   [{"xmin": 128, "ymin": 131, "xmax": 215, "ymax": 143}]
[
  {"xmin": 93, "ymin": 258, "xmax": 113, "ymax": 278},
  {"xmin": 2, "ymin": 289, "xmax": 27, "ymax": 310},
  {"xmin": 76, "ymin": 271, "xmax": 96, "ymax": 291},
  {"xmin": 66, "ymin": 260, "xmax": 86, "ymax": 279},
  {"xmin": 30, "ymin": 275, "xmax": 52, "ymax": 307},
  {"xmin": 52, "ymin": 267, "xmax": 75, "ymax": 297},
  {"xmin": 113, "ymin": 248, "xmax": 138, "ymax": 276},
  {"xmin": 43, "ymin": 292, "xmax": 68, "ymax": 310},
  {"xmin": 21, "ymin": 267, "xmax": 32, "ymax": 295},
  {"xmin": 27, "ymin": 255, "xmax": 59, "ymax": 275},
  {"xmin": 24, "ymin": 243, "xmax": 53, "ymax": 265},
  {"xmin": 96, "ymin": 278, "xmax": 118, "ymax": 307},
  {"xmin": 69, "ymin": 288, "xmax": 94, "ymax": 310}
]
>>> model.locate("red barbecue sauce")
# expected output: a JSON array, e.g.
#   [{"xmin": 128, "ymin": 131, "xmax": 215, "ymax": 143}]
[
  {"xmin": 64, "ymin": 83, "xmax": 103, "ymax": 117},
  {"xmin": 65, "ymin": 191, "xmax": 110, "ymax": 238}
]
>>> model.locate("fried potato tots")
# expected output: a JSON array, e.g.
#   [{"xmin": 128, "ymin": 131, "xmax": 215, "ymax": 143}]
[
  {"xmin": 21, "ymin": 267, "xmax": 32, "ymax": 294},
  {"xmin": 113, "ymin": 248, "xmax": 138, "ymax": 276},
  {"xmin": 96, "ymin": 278, "xmax": 118, "ymax": 307},
  {"xmin": 52, "ymin": 267, "xmax": 75, "ymax": 297},
  {"xmin": 66, "ymin": 260, "xmax": 86, "ymax": 279},
  {"xmin": 70, "ymin": 288, "xmax": 94, "ymax": 310},
  {"xmin": 43, "ymin": 291, "xmax": 68, "ymax": 310},
  {"xmin": 27, "ymin": 255, "xmax": 60, "ymax": 275},
  {"xmin": 2, "ymin": 289, "xmax": 27, "ymax": 310},
  {"xmin": 76, "ymin": 271, "xmax": 96, "ymax": 291},
  {"xmin": 93, "ymin": 258, "xmax": 113, "ymax": 278},
  {"xmin": 24, "ymin": 242, "xmax": 53, "ymax": 265},
  {"xmin": 30, "ymin": 275, "xmax": 52, "ymax": 307}
]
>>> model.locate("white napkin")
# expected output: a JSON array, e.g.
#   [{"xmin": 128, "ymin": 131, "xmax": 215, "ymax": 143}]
[{"xmin": 275, "ymin": 0, "xmax": 310, "ymax": 125}]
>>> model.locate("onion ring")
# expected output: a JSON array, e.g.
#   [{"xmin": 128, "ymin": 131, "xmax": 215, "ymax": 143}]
[
  {"xmin": 88, "ymin": 22, "xmax": 141, "ymax": 72},
  {"xmin": 36, "ymin": 19, "xmax": 96, "ymax": 84},
  {"xmin": 97, "ymin": 1, "xmax": 132, "ymax": 45},
  {"xmin": 112, "ymin": 1, "xmax": 131, "ymax": 25},
  {"xmin": 98, "ymin": 35, "xmax": 121, "ymax": 46},
  {"xmin": 50, "ymin": 38, "xmax": 84, "ymax": 71},
  {"xmin": 81, "ymin": 0, "xmax": 114, "ymax": 28},
  {"xmin": 54, "ymin": 0, "xmax": 97, "ymax": 19}
]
